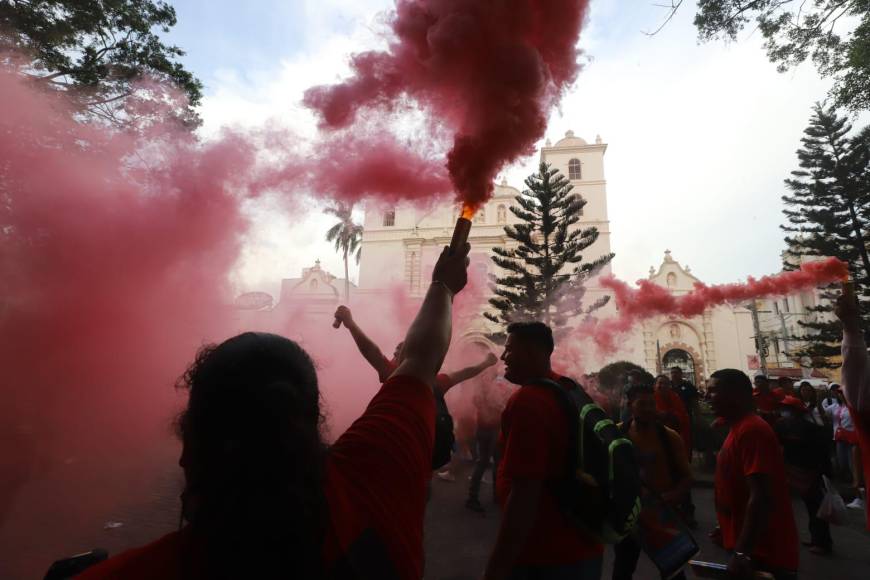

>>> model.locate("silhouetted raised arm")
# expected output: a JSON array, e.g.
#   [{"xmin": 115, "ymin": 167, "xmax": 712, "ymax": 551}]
[
  {"xmin": 393, "ymin": 244, "xmax": 470, "ymax": 386},
  {"xmin": 333, "ymin": 305, "xmax": 393, "ymax": 381}
]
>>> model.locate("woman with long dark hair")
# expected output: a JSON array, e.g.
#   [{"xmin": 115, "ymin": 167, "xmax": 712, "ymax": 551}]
[{"xmin": 78, "ymin": 244, "xmax": 470, "ymax": 580}]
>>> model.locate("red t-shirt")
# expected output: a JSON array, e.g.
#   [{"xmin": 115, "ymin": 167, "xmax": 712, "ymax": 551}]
[
  {"xmin": 78, "ymin": 375, "xmax": 435, "ymax": 580},
  {"xmin": 714, "ymin": 414, "xmax": 799, "ymax": 571},
  {"xmin": 848, "ymin": 405, "xmax": 870, "ymax": 530},
  {"xmin": 654, "ymin": 387, "xmax": 691, "ymax": 449},
  {"xmin": 496, "ymin": 373, "xmax": 603, "ymax": 565},
  {"xmin": 753, "ymin": 390, "xmax": 783, "ymax": 415},
  {"xmin": 380, "ymin": 357, "xmax": 451, "ymax": 394}
]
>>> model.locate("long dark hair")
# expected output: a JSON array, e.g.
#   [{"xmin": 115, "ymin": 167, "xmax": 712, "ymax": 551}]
[{"xmin": 176, "ymin": 332, "xmax": 326, "ymax": 579}]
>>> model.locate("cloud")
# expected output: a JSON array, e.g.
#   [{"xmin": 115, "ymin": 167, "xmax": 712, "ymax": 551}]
[{"xmin": 198, "ymin": 0, "xmax": 862, "ymax": 296}]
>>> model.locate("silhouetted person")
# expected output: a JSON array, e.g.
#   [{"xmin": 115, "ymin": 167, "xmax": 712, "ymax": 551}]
[
  {"xmin": 466, "ymin": 362, "xmax": 508, "ymax": 513},
  {"xmin": 773, "ymin": 396, "xmax": 832, "ymax": 555},
  {"xmin": 78, "ymin": 242, "xmax": 471, "ymax": 580},
  {"xmin": 836, "ymin": 282, "xmax": 870, "ymax": 523},
  {"xmin": 709, "ymin": 369, "xmax": 799, "ymax": 580},
  {"xmin": 613, "ymin": 384, "xmax": 692, "ymax": 580},
  {"xmin": 484, "ymin": 322, "xmax": 603, "ymax": 580},
  {"xmin": 752, "ymin": 374, "xmax": 781, "ymax": 421}
]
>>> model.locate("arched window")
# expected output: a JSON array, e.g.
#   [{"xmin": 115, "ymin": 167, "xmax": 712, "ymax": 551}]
[
  {"xmin": 568, "ymin": 158, "xmax": 582, "ymax": 180},
  {"xmin": 475, "ymin": 205, "xmax": 486, "ymax": 223},
  {"xmin": 497, "ymin": 204, "xmax": 507, "ymax": 224},
  {"xmin": 383, "ymin": 210, "xmax": 395, "ymax": 227},
  {"xmin": 309, "ymin": 278, "xmax": 318, "ymax": 290}
]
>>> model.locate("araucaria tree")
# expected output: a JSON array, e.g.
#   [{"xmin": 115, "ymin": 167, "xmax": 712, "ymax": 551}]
[
  {"xmin": 782, "ymin": 104, "xmax": 870, "ymax": 367},
  {"xmin": 485, "ymin": 162, "xmax": 613, "ymax": 334}
]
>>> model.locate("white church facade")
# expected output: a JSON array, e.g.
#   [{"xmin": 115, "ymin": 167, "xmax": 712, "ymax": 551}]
[
  {"xmin": 237, "ymin": 131, "xmax": 832, "ymax": 385},
  {"xmin": 353, "ymin": 131, "xmax": 764, "ymax": 384}
]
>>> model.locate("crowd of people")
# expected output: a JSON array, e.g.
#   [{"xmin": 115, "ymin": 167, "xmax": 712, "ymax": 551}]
[{"xmin": 72, "ymin": 246, "xmax": 870, "ymax": 580}]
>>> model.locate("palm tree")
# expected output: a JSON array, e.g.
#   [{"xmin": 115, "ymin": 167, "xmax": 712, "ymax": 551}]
[{"xmin": 325, "ymin": 203, "xmax": 363, "ymax": 301}]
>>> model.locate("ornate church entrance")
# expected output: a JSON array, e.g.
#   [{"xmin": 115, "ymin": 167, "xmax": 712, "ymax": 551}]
[{"xmin": 662, "ymin": 348, "xmax": 696, "ymax": 385}]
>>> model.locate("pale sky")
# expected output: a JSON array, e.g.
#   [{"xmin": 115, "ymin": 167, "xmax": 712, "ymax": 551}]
[{"xmin": 166, "ymin": 0, "xmax": 858, "ymax": 297}]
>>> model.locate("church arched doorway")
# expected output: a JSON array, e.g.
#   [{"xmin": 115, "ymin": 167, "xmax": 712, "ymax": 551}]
[{"xmin": 662, "ymin": 348, "xmax": 696, "ymax": 385}]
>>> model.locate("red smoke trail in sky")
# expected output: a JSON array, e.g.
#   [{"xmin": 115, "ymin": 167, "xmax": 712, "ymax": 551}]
[
  {"xmin": 579, "ymin": 258, "xmax": 849, "ymax": 354},
  {"xmin": 304, "ymin": 0, "xmax": 591, "ymax": 209}
]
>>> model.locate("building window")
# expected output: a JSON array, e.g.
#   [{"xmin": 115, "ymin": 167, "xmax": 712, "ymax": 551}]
[
  {"xmin": 568, "ymin": 158, "xmax": 582, "ymax": 180},
  {"xmin": 497, "ymin": 204, "xmax": 507, "ymax": 224},
  {"xmin": 774, "ymin": 302, "xmax": 780, "ymax": 315},
  {"xmin": 383, "ymin": 210, "xmax": 395, "ymax": 227},
  {"xmin": 782, "ymin": 298, "xmax": 790, "ymax": 313},
  {"xmin": 475, "ymin": 205, "xmax": 486, "ymax": 223}
]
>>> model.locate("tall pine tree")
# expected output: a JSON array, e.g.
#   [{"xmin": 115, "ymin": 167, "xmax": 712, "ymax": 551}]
[
  {"xmin": 782, "ymin": 104, "xmax": 870, "ymax": 368},
  {"xmin": 485, "ymin": 162, "xmax": 613, "ymax": 334}
]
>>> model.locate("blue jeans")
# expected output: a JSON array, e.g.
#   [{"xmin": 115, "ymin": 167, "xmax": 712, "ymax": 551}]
[{"xmin": 509, "ymin": 558, "xmax": 603, "ymax": 580}]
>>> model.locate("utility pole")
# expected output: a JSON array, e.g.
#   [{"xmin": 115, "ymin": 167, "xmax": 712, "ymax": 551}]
[{"xmin": 748, "ymin": 301, "xmax": 768, "ymax": 377}]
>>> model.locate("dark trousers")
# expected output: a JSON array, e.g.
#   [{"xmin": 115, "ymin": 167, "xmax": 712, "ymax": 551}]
[
  {"xmin": 612, "ymin": 535, "xmax": 686, "ymax": 580},
  {"xmin": 803, "ymin": 476, "xmax": 832, "ymax": 549},
  {"xmin": 469, "ymin": 426, "xmax": 497, "ymax": 501}
]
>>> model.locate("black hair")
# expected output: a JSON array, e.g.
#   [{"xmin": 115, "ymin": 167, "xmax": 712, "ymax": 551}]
[
  {"xmin": 669, "ymin": 366, "xmax": 683, "ymax": 373},
  {"xmin": 506, "ymin": 321, "xmax": 554, "ymax": 355},
  {"xmin": 626, "ymin": 384, "xmax": 655, "ymax": 402},
  {"xmin": 710, "ymin": 368, "xmax": 752, "ymax": 398},
  {"xmin": 176, "ymin": 332, "xmax": 326, "ymax": 579}
]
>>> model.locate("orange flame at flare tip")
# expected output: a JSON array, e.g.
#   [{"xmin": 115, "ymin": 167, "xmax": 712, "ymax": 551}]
[{"xmin": 460, "ymin": 204, "xmax": 476, "ymax": 220}]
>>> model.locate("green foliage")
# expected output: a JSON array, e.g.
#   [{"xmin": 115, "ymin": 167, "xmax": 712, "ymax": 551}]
[
  {"xmin": 325, "ymin": 203, "xmax": 363, "ymax": 300},
  {"xmin": 0, "ymin": 0, "xmax": 203, "ymax": 128},
  {"xmin": 325, "ymin": 203, "xmax": 362, "ymax": 265},
  {"xmin": 485, "ymin": 162, "xmax": 613, "ymax": 334},
  {"xmin": 694, "ymin": 0, "xmax": 870, "ymax": 111},
  {"xmin": 781, "ymin": 103, "xmax": 870, "ymax": 367}
]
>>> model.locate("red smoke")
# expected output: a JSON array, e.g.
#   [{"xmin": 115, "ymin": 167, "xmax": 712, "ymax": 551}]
[
  {"xmin": 304, "ymin": 0, "xmax": 590, "ymax": 208},
  {"xmin": 580, "ymin": 258, "xmax": 849, "ymax": 354}
]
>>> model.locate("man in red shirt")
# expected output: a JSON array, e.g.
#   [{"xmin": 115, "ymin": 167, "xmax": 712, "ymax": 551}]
[
  {"xmin": 76, "ymin": 243, "xmax": 472, "ymax": 580},
  {"xmin": 709, "ymin": 369, "xmax": 799, "ymax": 580},
  {"xmin": 483, "ymin": 322, "xmax": 603, "ymax": 580},
  {"xmin": 836, "ymin": 282, "xmax": 870, "ymax": 528},
  {"xmin": 752, "ymin": 374, "xmax": 782, "ymax": 421},
  {"xmin": 773, "ymin": 376, "xmax": 796, "ymax": 399}
]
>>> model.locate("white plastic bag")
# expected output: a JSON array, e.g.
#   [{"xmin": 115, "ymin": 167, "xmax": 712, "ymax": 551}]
[{"xmin": 817, "ymin": 475, "xmax": 847, "ymax": 525}]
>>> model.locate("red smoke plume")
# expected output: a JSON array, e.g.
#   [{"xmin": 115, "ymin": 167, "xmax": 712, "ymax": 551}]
[
  {"xmin": 0, "ymin": 65, "xmax": 468, "ymax": 576},
  {"xmin": 304, "ymin": 0, "xmax": 590, "ymax": 208},
  {"xmin": 580, "ymin": 258, "xmax": 849, "ymax": 354}
]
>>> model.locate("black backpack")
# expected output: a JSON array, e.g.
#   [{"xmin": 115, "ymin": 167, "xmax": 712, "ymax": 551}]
[
  {"xmin": 532, "ymin": 377, "xmax": 642, "ymax": 543},
  {"xmin": 431, "ymin": 390, "xmax": 455, "ymax": 470}
]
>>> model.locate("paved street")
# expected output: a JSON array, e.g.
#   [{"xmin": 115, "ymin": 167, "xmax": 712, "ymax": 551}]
[
  {"xmin": 2, "ymin": 452, "xmax": 870, "ymax": 579},
  {"xmin": 425, "ymin": 460, "xmax": 870, "ymax": 580}
]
